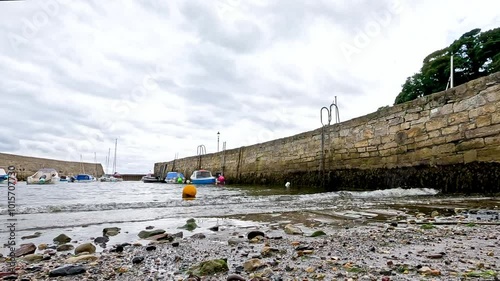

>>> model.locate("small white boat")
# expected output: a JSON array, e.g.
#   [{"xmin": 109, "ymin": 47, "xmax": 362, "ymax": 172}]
[
  {"xmin": 0, "ymin": 168, "xmax": 8, "ymax": 184},
  {"xmin": 190, "ymin": 170, "xmax": 216, "ymax": 185},
  {"xmin": 141, "ymin": 173, "xmax": 163, "ymax": 183},
  {"xmin": 98, "ymin": 173, "xmax": 123, "ymax": 182},
  {"xmin": 27, "ymin": 168, "xmax": 61, "ymax": 185}
]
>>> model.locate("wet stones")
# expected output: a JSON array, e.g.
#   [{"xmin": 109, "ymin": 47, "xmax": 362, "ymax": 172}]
[
  {"xmin": 48, "ymin": 265, "xmax": 86, "ymax": 277},
  {"xmin": 247, "ymin": 231, "xmax": 265, "ymax": 240},
  {"xmin": 21, "ymin": 232, "xmax": 42, "ymax": 240},
  {"xmin": 179, "ymin": 218, "xmax": 198, "ymax": 231},
  {"xmin": 56, "ymin": 244, "xmax": 74, "ymax": 252},
  {"xmin": 74, "ymin": 243, "xmax": 96, "ymax": 255},
  {"xmin": 189, "ymin": 259, "xmax": 229, "ymax": 275},
  {"xmin": 103, "ymin": 227, "xmax": 121, "ymax": 237},
  {"xmin": 53, "ymin": 234, "xmax": 71, "ymax": 244},
  {"xmin": 284, "ymin": 224, "xmax": 303, "ymax": 235},
  {"xmin": 131, "ymin": 256, "xmax": 144, "ymax": 264},
  {"xmin": 94, "ymin": 236, "xmax": 109, "ymax": 244},
  {"xmin": 138, "ymin": 229, "xmax": 166, "ymax": 239},
  {"xmin": 14, "ymin": 243, "xmax": 36, "ymax": 257}
]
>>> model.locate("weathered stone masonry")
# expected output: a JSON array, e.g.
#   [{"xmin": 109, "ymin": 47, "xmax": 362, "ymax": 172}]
[
  {"xmin": 155, "ymin": 72, "xmax": 500, "ymax": 193},
  {"xmin": 0, "ymin": 153, "xmax": 104, "ymax": 181}
]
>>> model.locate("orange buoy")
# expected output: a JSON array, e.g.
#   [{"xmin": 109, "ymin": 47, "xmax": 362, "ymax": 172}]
[{"xmin": 182, "ymin": 184, "xmax": 197, "ymax": 199}]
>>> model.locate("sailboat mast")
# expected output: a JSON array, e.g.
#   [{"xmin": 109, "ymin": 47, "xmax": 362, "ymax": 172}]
[
  {"xmin": 94, "ymin": 152, "xmax": 97, "ymax": 176},
  {"xmin": 80, "ymin": 154, "xmax": 85, "ymax": 174},
  {"xmin": 113, "ymin": 138, "xmax": 117, "ymax": 174},
  {"xmin": 106, "ymin": 148, "xmax": 110, "ymax": 174}
]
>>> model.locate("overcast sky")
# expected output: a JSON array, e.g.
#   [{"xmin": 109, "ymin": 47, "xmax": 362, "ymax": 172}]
[{"xmin": 1, "ymin": 0, "xmax": 499, "ymax": 174}]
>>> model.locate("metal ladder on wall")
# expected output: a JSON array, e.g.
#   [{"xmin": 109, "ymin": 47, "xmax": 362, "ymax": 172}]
[
  {"xmin": 197, "ymin": 145, "xmax": 206, "ymax": 169},
  {"xmin": 319, "ymin": 96, "xmax": 340, "ymax": 188}
]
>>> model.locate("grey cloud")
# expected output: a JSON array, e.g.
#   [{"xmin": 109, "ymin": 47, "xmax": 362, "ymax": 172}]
[{"xmin": 179, "ymin": 2, "xmax": 264, "ymax": 53}]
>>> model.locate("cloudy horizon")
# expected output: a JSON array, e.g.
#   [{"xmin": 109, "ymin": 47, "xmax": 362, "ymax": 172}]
[{"xmin": 1, "ymin": 0, "xmax": 499, "ymax": 174}]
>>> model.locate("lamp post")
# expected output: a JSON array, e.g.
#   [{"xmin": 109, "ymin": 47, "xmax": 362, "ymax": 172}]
[{"xmin": 217, "ymin": 131, "xmax": 220, "ymax": 152}]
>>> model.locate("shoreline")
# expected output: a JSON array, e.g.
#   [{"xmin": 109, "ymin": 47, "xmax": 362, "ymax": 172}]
[{"xmin": 1, "ymin": 209, "xmax": 499, "ymax": 280}]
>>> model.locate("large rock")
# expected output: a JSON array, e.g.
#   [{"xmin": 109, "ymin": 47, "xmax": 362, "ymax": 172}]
[
  {"xmin": 22, "ymin": 254, "xmax": 43, "ymax": 262},
  {"xmin": 15, "ymin": 243, "xmax": 36, "ymax": 257},
  {"xmin": 179, "ymin": 218, "xmax": 198, "ymax": 231},
  {"xmin": 138, "ymin": 229, "xmax": 166, "ymax": 239},
  {"xmin": 243, "ymin": 258, "xmax": 264, "ymax": 272},
  {"xmin": 53, "ymin": 234, "xmax": 71, "ymax": 244},
  {"xmin": 74, "ymin": 243, "xmax": 96, "ymax": 255},
  {"xmin": 56, "ymin": 244, "xmax": 74, "ymax": 252},
  {"xmin": 66, "ymin": 254, "xmax": 98, "ymax": 263},
  {"xmin": 147, "ymin": 233, "xmax": 173, "ymax": 241},
  {"xmin": 189, "ymin": 259, "xmax": 229, "ymax": 275},
  {"xmin": 284, "ymin": 224, "xmax": 303, "ymax": 235},
  {"xmin": 103, "ymin": 227, "xmax": 121, "ymax": 237},
  {"xmin": 49, "ymin": 265, "xmax": 86, "ymax": 277}
]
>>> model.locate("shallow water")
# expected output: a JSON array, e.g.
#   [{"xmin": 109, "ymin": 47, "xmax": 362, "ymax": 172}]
[{"xmin": 0, "ymin": 181, "xmax": 498, "ymax": 255}]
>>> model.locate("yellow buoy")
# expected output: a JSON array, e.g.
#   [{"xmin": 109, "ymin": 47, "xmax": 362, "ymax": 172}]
[{"xmin": 182, "ymin": 184, "xmax": 197, "ymax": 199}]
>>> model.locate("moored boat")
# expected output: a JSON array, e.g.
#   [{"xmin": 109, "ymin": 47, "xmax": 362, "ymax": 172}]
[
  {"xmin": 165, "ymin": 171, "xmax": 185, "ymax": 184},
  {"xmin": 141, "ymin": 173, "xmax": 163, "ymax": 183},
  {"xmin": 98, "ymin": 172, "xmax": 123, "ymax": 182},
  {"xmin": 190, "ymin": 170, "xmax": 216, "ymax": 185},
  {"xmin": 27, "ymin": 168, "xmax": 61, "ymax": 185},
  {"xmin": 71, "ymin": 174, "xmax": 96, "ymax": 183},
  {"xmin": 0, "ymin": 168, "xmax": 8, "ymax": 184}
]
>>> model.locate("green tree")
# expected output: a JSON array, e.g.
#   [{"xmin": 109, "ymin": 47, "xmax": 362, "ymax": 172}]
[{"xmin": 395, "ymin": 27, "xmax": 500, "ymax": 104}]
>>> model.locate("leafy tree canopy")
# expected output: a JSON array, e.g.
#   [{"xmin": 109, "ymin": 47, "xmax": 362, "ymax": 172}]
[{"xmin": 395, "ymin": 27, "xmax": 500, "ymax": 104}]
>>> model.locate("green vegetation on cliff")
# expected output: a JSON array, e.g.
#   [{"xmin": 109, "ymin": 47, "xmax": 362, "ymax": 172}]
[{"xmin": 395, "ymin": 27, "xmax": 500, "ymax": 104}]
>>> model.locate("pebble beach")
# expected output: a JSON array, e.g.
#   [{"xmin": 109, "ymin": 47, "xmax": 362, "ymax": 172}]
[{"xmin": 2, "ymin": 208, "xmax": 499, "ymax": 281}]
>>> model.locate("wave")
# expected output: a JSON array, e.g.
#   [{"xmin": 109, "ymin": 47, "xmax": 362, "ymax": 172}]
[{"xmin": 0, "ymin": 187, "xmax": 440, "ymax": 216}]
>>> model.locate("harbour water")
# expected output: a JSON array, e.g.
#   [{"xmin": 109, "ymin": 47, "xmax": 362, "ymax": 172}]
[{"xmin": 1, "ymin": 181, "xmax": 499, "ymax": 255}]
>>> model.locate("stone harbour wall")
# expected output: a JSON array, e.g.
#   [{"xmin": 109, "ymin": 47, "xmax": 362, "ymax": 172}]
[
  {"xmin": 155, "ymin": 72, "xmax": 500, "ymax": 194},
  {"xmin": 0, "ymin": 153, "xmax": 105, "ymax": 181}
]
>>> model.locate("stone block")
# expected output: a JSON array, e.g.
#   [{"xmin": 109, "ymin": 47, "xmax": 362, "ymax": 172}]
[
  {"xmin": 357, "ymin": 147, "xmax": 366, "ymax": 153},
  {"xmin": 492, "ymin": 112, "xmax": 500, "ymax": 124},
  {"xmin": 485, "ymin": 136, "xmax": 500, "ymax": 145},
  {"xmin": 441, "ymin": 125, "xmax": 458, "ymax": 135},
  {"xmin": 447, "ymin": 112, "xmax": 469, "ymax": 125},
  {"xmin": 465, "ymin": 124, "xmax": 500, "ymax": 139},
  {"xmin": 411, "ymin": 115, "xmax": 430, "ymax": 125},
  {"xmin": 431, "ymin": 136, "xmax": 447, "ymax": 145},
  {"xmin": 389, "ymin": 125, "xmax": 400, "ymax": 134},
  {"xmin": 453, "ymin": 94, "xmax": 487, "ymax": 112},
  {"xmin": 414, "ymin": 147, "xmax": 433, "ymax": 159},
  {"xmin": 354, "ymin": 140, "xmax": 369, "ymax": 148},
  {"xmin": 430, "ymin": 103, "xmax": 453, "ymax": 117},
  {"xmin": 425, "ymin": 118, "xmax": 447, "ymax": 131},
  {"xmin": 415, "ymin": 134, "xmax": 429, "ymax": 142},
  {"xmin": 432, "ymin": 143, "xmax": 456, "ymax": 154},
  {"xmin": 378, "ymin": 149, "xmax": 394, "ymax": 157},
  {"xmin": 445, "ymin": 132, "xmax": 464, "ymax": 142},
  {"xmin": 469, "ymin": 104, "xmax": 497, "ymax": 118},
  {"xmin": 476, "ymin": 115, "xmax": 491, "ymax": 128},
  {"xmin": 404, "ymin": 112, "xmax": 420, "ymax": 121},
  {"xmin": 380, "ymin": 142, "xmax": 397, "ymax": 150},
  {"xmin": 415, "ymin": 139, "xmax": 433, "ymax": 149},
  {"xmin": 428, "ymin": 130, "xmax": 441, "ymax": 138},
  {"xmin": 401, "ymin": 122, "xmax": 411, "ymax": 130},
  {"xmin": 480, "ymin": 84, "xmax": 500, "ymax": 102},
  {"xmin": 456, "ymin": 138, "xmax": 485, "ymax": 151},
  {"xmin": 407, "ymin": 126, "xmax": 423, "ymax": 138},
  {"xmin": 359, "ymin": 152, "xmax": 370, "ymax": 158},
  {"xmin": 435, "ymin": 154, "xmax": 463, "ymax": 165},
  {"xmin": 463, "ymin": 150, "xmax": 477, "ymax": 163},
  {"xmin": 368, "ymin": 137, "xmax": 382, "ymax": 146},
  {"xmin": 363, "ymin": 129, "xmax": 374, "ymax": 139},
  {"xmin": 477, "ymin": 146, "xmax": 500, "ymax": 162}
]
